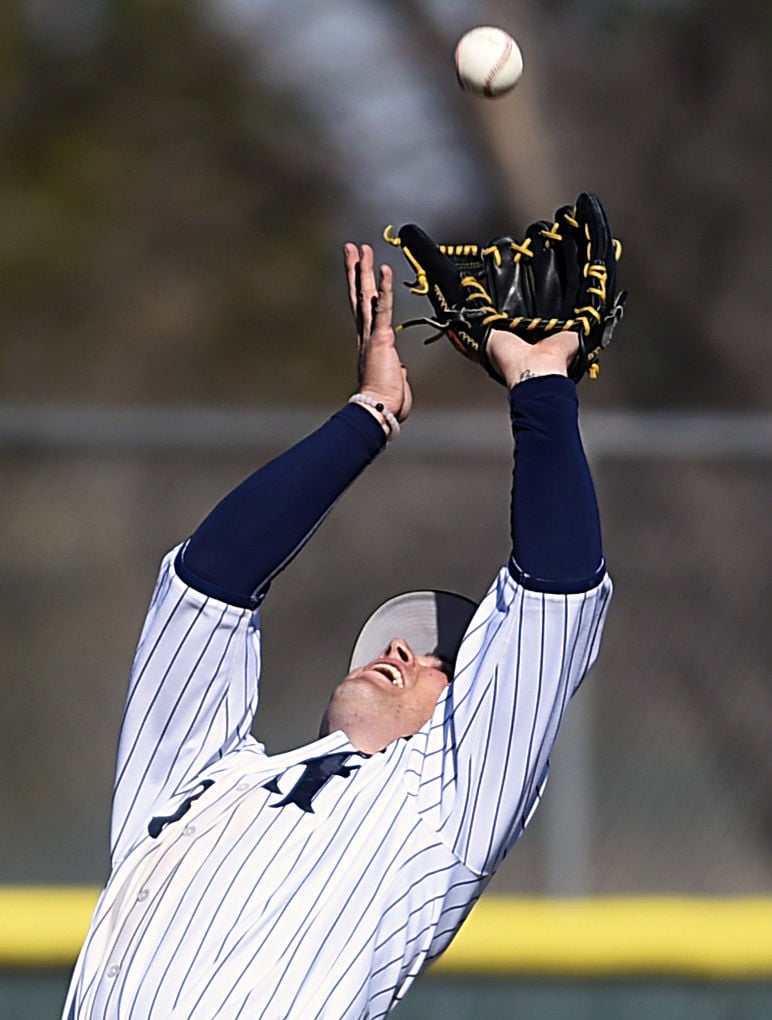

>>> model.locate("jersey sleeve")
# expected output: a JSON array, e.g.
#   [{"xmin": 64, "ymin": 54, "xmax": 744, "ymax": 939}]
[
  {"xmin": 109, "ymin": 546, "xmax": 263, "ymax": 864},
  {"xmin": 412, "ymin": 566, "xmax": 613, "ymax": 876}
]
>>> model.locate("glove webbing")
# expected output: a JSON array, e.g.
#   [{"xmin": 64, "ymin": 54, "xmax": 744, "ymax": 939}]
[{"xmin": 384, "ymin": 220, "xmax": 622, "ymax": 380}]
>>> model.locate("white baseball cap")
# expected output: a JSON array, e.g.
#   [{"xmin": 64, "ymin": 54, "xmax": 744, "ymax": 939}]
[{"xmin": 348, "ymin": 590, "xmax": 477, "ymax": 671}]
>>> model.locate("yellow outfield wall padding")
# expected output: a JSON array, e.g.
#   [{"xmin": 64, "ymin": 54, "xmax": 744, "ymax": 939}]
[
  {"xmin": 431, "ymin": 897, "xmax": 772, "ymax": 978},
  {"xmin": 0, "ymin": 887, "xmax": 100, "ymax": 968},
  {"xmin": 1, "ymin": 888, "xmax": 771, "ymax": 977}
]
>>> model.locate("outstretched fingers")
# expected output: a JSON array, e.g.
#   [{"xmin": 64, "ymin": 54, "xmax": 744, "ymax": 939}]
[
  {"xmin": 343, "ymin": 241, "xmax": 411, "ymax": 423},
  {"xmin": 344, "ymin": 243, "xmax": 379, "ymax": 341},
  {"xmin": 370, "ymin": 263, "xmax": 394, "ymax": 344}
]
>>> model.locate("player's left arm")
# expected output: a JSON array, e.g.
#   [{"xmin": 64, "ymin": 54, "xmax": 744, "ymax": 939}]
[
  {"xmin": 413, "ymin": 334, "xmax": 613, "ymax": 875},
  {"xmin": 420, "ymin": 565, "xmax": 612, "ymax": 875}
]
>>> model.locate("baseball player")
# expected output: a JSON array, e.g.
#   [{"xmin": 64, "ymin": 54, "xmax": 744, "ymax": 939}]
[{"xmin": 62, "ymin": 196, "xmax": 620, "ymax": 1019}]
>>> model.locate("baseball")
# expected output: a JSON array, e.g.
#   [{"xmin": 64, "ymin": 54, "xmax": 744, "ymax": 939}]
[{"xmin": 454, "ymin": 26, "xmax": 523, "ymax": 98}]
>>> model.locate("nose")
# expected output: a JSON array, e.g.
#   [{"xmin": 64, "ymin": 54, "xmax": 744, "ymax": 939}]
[{"xmin": 383, "ymin": 637, "xmax": 415, "ymax": 665}]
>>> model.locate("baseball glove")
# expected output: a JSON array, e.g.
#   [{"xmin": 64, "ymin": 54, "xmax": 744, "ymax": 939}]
[{"xmin": 384, "ymin": 192, "xmax": 626, "ymax": 384}]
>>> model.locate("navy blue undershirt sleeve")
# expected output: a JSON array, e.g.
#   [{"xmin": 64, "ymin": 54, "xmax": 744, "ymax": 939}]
[
  {"xmin": 508, "ymin": 375, "xmax": 605, "ymax": 594},
  {"xmin": 176, "ymin": 403, "xmax": 387, "ymax": 608}
]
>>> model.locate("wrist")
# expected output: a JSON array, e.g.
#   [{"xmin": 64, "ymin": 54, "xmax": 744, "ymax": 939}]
[
  {"xmin": 487, "ymin": 329, "xmax": 579, "ymax": 388},
  {"xmin": 510, "ymin": 363, "xmax": 569, "ymax": 387},
  {"xmin": 347, "ymin": 393, "xmax": 401, "ymax": 440}
]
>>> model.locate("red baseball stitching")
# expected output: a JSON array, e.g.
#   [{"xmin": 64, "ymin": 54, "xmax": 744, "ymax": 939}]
[{"xmin": 484, "ymin": 36, "xmax": 513, "ymax": 97}]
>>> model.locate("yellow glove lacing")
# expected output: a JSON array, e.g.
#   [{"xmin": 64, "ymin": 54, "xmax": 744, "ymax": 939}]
[{"xmin": 383, "ymin": 216, "xmax": 623, "ymax": 380}]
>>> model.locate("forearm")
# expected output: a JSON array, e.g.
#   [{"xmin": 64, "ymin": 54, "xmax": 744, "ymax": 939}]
[
  {"xmin": 176, "ymin": 403, "xmax": 387, "ymax": 606},
  {"xmin": 508, "ymin": 376, "xmax": 605, "ymax": 593}
]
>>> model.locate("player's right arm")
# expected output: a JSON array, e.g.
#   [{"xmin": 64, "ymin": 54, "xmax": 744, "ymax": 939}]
[
  {"xmin": 110, "ymin": 404, "xmax": 389, "ymax": 863},
  {"xmin": 170, "ymin": 244, "xmax": 407, "ymax": 611}
]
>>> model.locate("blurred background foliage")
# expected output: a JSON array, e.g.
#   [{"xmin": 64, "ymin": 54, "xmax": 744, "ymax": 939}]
[
  {"xmin": 0, "ymin": 0, "xmax": 347, "ymax": 403},
  {"xmin": 0, "ymin": 0, "xmax": 768, "ymax": 408}
]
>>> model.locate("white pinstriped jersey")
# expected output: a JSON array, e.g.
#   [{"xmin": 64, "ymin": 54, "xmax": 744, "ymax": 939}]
[{"xmin": 63, "ymin": 546, "xmax": 612, "ymax": 1020}]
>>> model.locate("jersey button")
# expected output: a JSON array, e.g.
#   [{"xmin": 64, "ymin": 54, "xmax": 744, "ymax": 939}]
[
  {"xmin": 107, "ymin": 965, "xmax": 120, "ymax": 979},
  {"xmin": 237, "ymin": 782, "xmax": 249, "ymax": 792},
  {"xmin": 137, "ymin": 888, "xmax": 149, "ymax": 902},
  {"xmin": 183, "ymin": 824, "xmax": 196, "ymax": 836}
]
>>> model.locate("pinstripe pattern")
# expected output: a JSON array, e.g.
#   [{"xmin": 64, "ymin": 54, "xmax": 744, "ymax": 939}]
[{"xmin": 63, "ymin": 547, "xmax": 612, "ymax": 1019}]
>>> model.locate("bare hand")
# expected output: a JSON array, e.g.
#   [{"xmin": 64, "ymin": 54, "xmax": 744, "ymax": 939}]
[{"xmin": 344, "ymin": 243, "xmax": 412, "ymax": 422}]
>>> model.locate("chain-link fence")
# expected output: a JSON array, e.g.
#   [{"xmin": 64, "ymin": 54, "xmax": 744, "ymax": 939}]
[{"xmin": 0, "ymin": 405, "xmax": 769, "ymax": 896}]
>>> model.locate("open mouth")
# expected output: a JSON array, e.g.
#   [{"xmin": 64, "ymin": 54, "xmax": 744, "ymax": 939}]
[{"xmin": 369, "ymin": 662, "xmax": 404, "ymax": 688}]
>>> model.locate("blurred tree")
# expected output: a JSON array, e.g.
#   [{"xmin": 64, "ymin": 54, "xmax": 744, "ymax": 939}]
[
  {"xmin": 521, "ymin": 0, "xmax": 771, "ymax": 407},
  {"xmin": 396, "ymin": 0, "xmax": 565, "ymax": 223},
  {"xmin": 0, "ymin": 0, "xmax": 351, "ymax": 404},
  {"xmin": 396, "ymin": 0, "xmax": 771, "ymax": 408}
]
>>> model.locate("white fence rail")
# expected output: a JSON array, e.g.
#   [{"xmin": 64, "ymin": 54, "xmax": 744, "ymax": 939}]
[{"xmin": 0, "ymin": 404, "xmax": 769, "ymax": 457}]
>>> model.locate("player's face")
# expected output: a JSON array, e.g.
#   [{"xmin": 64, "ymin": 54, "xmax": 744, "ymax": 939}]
[{"xmin": 320, "ymin": 637, "xmax": 452, "ymax": 754}]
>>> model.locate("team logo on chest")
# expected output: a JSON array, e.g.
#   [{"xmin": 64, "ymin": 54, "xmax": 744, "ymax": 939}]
[{"xmin": 263, "ymin": 752, "xmax": 365, "ymax": 813}]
